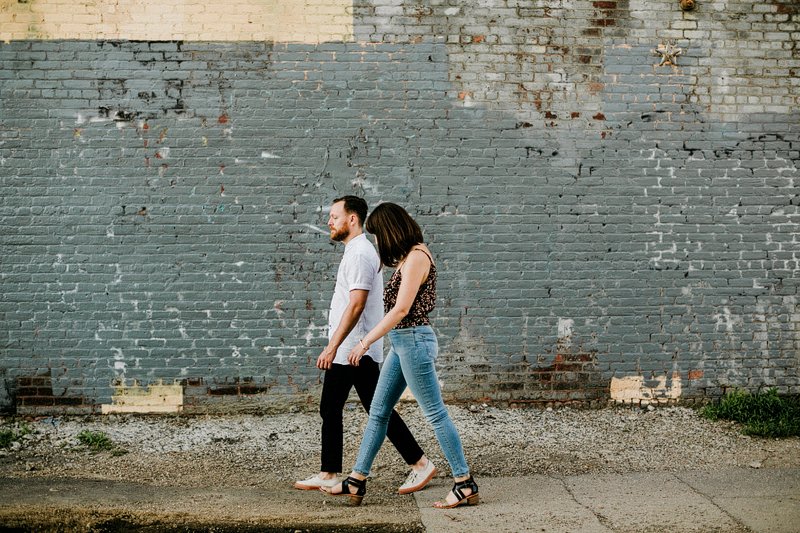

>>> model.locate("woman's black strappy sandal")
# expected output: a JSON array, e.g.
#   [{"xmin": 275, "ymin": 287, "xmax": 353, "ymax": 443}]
[
  {"xmin": 433, "ymin": 476, "xmax": 479, "ymax": 509},
  {"xmin": 323, "ymin": 475, "xmax": 366, "ymax": 506}
]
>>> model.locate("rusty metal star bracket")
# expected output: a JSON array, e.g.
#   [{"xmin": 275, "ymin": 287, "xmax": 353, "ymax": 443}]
[{"xmin": 652, "ymin": 41, "xmax": 683, "ymax": 67}]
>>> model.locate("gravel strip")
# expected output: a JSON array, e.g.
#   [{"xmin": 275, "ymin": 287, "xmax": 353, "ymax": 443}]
[{"xmin": 2, "ymin": 404, "xmax": 799, "ymax": 488}]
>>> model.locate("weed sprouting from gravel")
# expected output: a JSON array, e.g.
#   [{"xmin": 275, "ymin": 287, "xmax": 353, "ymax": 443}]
[
  {"xmin": 0, "ymin": 422, "xmax": 32, "ymax": 449},
  {"xmin": 77, "ymin": 430, "xmax": 122, "ymax": 453},
  {"xmin": 702, "ymin": 388, "xmax": 800, "ymax": 438}
]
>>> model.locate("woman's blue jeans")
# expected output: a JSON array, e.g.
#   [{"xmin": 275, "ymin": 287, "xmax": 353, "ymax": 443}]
[{"xmin": 354, "ymin": 325, "xmax": 470, "ymax": 478}]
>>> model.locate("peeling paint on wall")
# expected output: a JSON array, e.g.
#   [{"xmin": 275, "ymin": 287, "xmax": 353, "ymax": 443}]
[
  {"xmin": 1, "ymin": 1, "xmax": 797, "ymax": 414},
  {"xmin": 610, "ymin": 373, "xmax": 682, "ymax": 405},
  {"xmin": 0, "ymin": 0, "xmax": 353, "ymax": 43},
  {"xmin": 101, "ymin": 380, "xmax": 183, "ymax": 414}
]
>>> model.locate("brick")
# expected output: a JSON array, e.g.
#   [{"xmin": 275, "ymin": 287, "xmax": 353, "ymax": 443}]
[{"xmin": 1, "ymin": 1, "xmax": 798, "ymax": 414}]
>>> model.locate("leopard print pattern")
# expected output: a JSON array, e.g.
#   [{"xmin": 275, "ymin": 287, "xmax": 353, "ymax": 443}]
[{"xmin": 384, "ymin": 250, "xmax": 437, "ymax": 329}]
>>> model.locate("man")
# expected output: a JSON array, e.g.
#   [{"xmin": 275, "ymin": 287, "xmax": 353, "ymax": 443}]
[{"xmin": 294, "ymin": 196, "xmax": 436, "ymax": 495}]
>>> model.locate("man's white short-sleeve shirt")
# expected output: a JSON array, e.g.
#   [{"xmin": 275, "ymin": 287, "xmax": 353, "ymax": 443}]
[{"xmin": 328, "ymin": 233, "xmax": 384, "ymax": 365}]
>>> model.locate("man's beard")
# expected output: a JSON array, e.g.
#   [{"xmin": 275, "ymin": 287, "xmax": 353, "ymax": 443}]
[{"xmin": 330, "ymin": 226, "xmax": 349, "ymax": 242}]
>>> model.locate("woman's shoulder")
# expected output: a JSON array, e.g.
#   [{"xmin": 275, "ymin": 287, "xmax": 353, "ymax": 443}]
[
  {"xmin": 400, "ymin": 245, "xmax": 434, "ymax": 274},
  {"xmin": 410, "ymin": 245, "xmax": 434, "ymax": 264}
]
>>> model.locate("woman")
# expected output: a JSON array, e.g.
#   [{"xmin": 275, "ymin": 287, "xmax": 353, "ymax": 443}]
[{"xmin": 321, "ymin": 202, "xmax": 479, "ymax": 509}]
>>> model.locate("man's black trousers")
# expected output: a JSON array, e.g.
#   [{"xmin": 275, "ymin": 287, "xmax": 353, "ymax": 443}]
[{"xmin": 319, "ymin": 358, "xmax": 424, "ymax": 473}]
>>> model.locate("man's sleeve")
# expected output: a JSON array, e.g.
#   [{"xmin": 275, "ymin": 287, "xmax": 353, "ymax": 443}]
[{"xmin": 344, "ymin": 252, "xmax": 376, "ymax": 292}]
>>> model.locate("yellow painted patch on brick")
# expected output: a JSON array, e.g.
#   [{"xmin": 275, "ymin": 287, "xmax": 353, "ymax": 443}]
[
  {"xmin": 101, "ymin": 380, "xmax": 183, "ymax": 414},
  {"xmin": 0, "ymin": 0, "xmax": 353, "ymax": 43},
  {"xmin": 610, "ymin": 372, "xmax": 682, "ymax": 405}
]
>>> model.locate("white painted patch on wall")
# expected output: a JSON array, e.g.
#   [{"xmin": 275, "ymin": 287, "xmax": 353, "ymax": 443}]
[
  {"xmin": 304, "ymin": 322, "xmax": 326, "ymax": 344},
  {"xmin": 101, "ymin": 381, "xmax": 183, "ymax": 414},
  {"xmin": 558, "ymin": 318, "xmax": 574, "ymax": 339},
  {"xmin": 261, "ymin": 151, "xmax": 281, "ymax": 159},
  {"xmin": 0, "ymin": 0, "xmax": 354, "ymax": 44},
  {"xmin": 302, "ymin": 223, "xmax": 329, "ymax": 235},
  {"xmin": 610, "ymin": 373, "xmax": 682, "ymax": 404},
  {"xmin": 111, "ymin": 264, "xmax": 122, "ymax": 285},
  {"xmin": 712, "ymin": 307, "xmax": 742, "ymax": 333},
  {"xmin": 558, "ymin": 318, "xmax": 574, "ymax": 349},
  {"xmin": 263, "ymin": 345, "xmax": 297, "ymax": 365},
  {"xmin": 111, "ymin": 347, "xmax": 126, "ymax": 378},
  {"xmin": 350, "ymin": 172, "xmax": 380, "ymax": 194}
]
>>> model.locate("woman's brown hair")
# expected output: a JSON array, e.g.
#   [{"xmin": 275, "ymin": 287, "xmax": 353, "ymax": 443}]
[{"xmin": 365, "ymin": 202, "xmax": 424, "ymax": 268}]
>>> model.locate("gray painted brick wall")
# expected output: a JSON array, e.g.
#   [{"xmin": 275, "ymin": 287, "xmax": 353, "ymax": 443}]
[{"xmin": 1, "ymin": 0, "xmax": 798, "ymax": 413}]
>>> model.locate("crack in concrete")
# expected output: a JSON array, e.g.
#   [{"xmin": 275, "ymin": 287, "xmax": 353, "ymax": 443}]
[
  {"xmin": 556, "ymin": 474, "xmax": 617, "ymax": 532},
  {"xmin": 670, "ymin": 472, "xmax": 755, "ymax": 533}
]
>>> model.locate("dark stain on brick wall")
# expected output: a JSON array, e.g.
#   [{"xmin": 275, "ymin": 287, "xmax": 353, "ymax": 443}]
[
  {"xmin": 207, "ymin": 377, "xmax": 272, "ymax": 397},
  {"xmin": 1, "ymin": 2, "xmax": 798, "ymax": 414},
  {"xmin": 443, "ymin": 350, "xmax": 608, "ymax": 408},
  {"xmin": 16, "ymin": 373, "xmax": 88, "ymax": 414}
]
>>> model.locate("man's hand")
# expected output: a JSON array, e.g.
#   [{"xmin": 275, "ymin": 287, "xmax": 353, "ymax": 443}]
[
  {"xmin": 316, "ymin": 345, "xmax": 337, "ymax": 370},
  {"xmin": 319, "ymin": 289, "xmax": 369, "ymax": 370}
]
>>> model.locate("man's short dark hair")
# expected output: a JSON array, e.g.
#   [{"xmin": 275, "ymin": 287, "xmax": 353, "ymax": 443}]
[{"xmin": 333, "ymin": 196, "xmax": 368, "ymax": 225}]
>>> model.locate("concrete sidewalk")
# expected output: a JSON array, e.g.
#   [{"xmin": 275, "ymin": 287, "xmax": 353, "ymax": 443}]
[{"xmin": 1, "ymin": 468, "xmax": 798, "ymax": 532}]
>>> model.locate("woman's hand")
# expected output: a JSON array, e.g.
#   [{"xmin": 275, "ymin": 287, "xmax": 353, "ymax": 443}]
[
  {"xmin": 347, "ymin": 248, "xmax": 433, "ymax": 364},
  {"xmin": 347, "ymin": 340, "xmax": 369, "ymax": 366}
]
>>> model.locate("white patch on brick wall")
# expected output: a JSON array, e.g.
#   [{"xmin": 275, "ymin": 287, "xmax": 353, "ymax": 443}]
[
  {"xmin": 788, "ymin": 297, "xmax": 800, "ymax": 363},
  {"xmin": 350, "ymin": 172, "xmax": 380, "ymax": 194},
  {"xmin": 726, "ymin": 206, "xmax": 740, "ymax": 224},
  {"xmin": 111, "ymin": 347, "xmax": 126, "ymax": 378},
  {"xmin": 261, "ymin": 151, "xmax": 281, "ymax": 159},
  {"xmin": 263, "ymin": 346, "xmax": 297, "ymax": 365},
  {"xmin": 753, "ymin": 303, "xmax": 770, "ymax": 359},
  {"xmin": 556, "ymin": 317, "xmax": 575, "ymax": 355},
  {"xmin": 631, "ymin": 0, "xmax": 796, "ymax": 119},
  {"xmin": 301, "ymin": 223, "xmax": 329, "ymax": 235},
  {"xmin": 712, "ymin": 307, "xmax": 742, "ymax": 333},
  {"xmin": 111, "ymin": 263, "xmax": 122, "ymax": 285},
  {"xmin": 102, "ymin": 381, "xmax": 183, "ymax": 414},
  {"xmin": 303, "ymin": 322, "xmax": 326, "ymax": 344},
  {"xmin": 610, "ymin": 373, "xmax": 682, "ymax": 404},
  {"xmin": 558, "ymin": 318, "xmax": 574, "ymax": 344},
  {"xmin": 771, "ymin": 158, "xmax": 799, "ymax": 273},
  {"xmin": 0, "ymin": 0, "xmax": 353, "ymax": 44}
]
